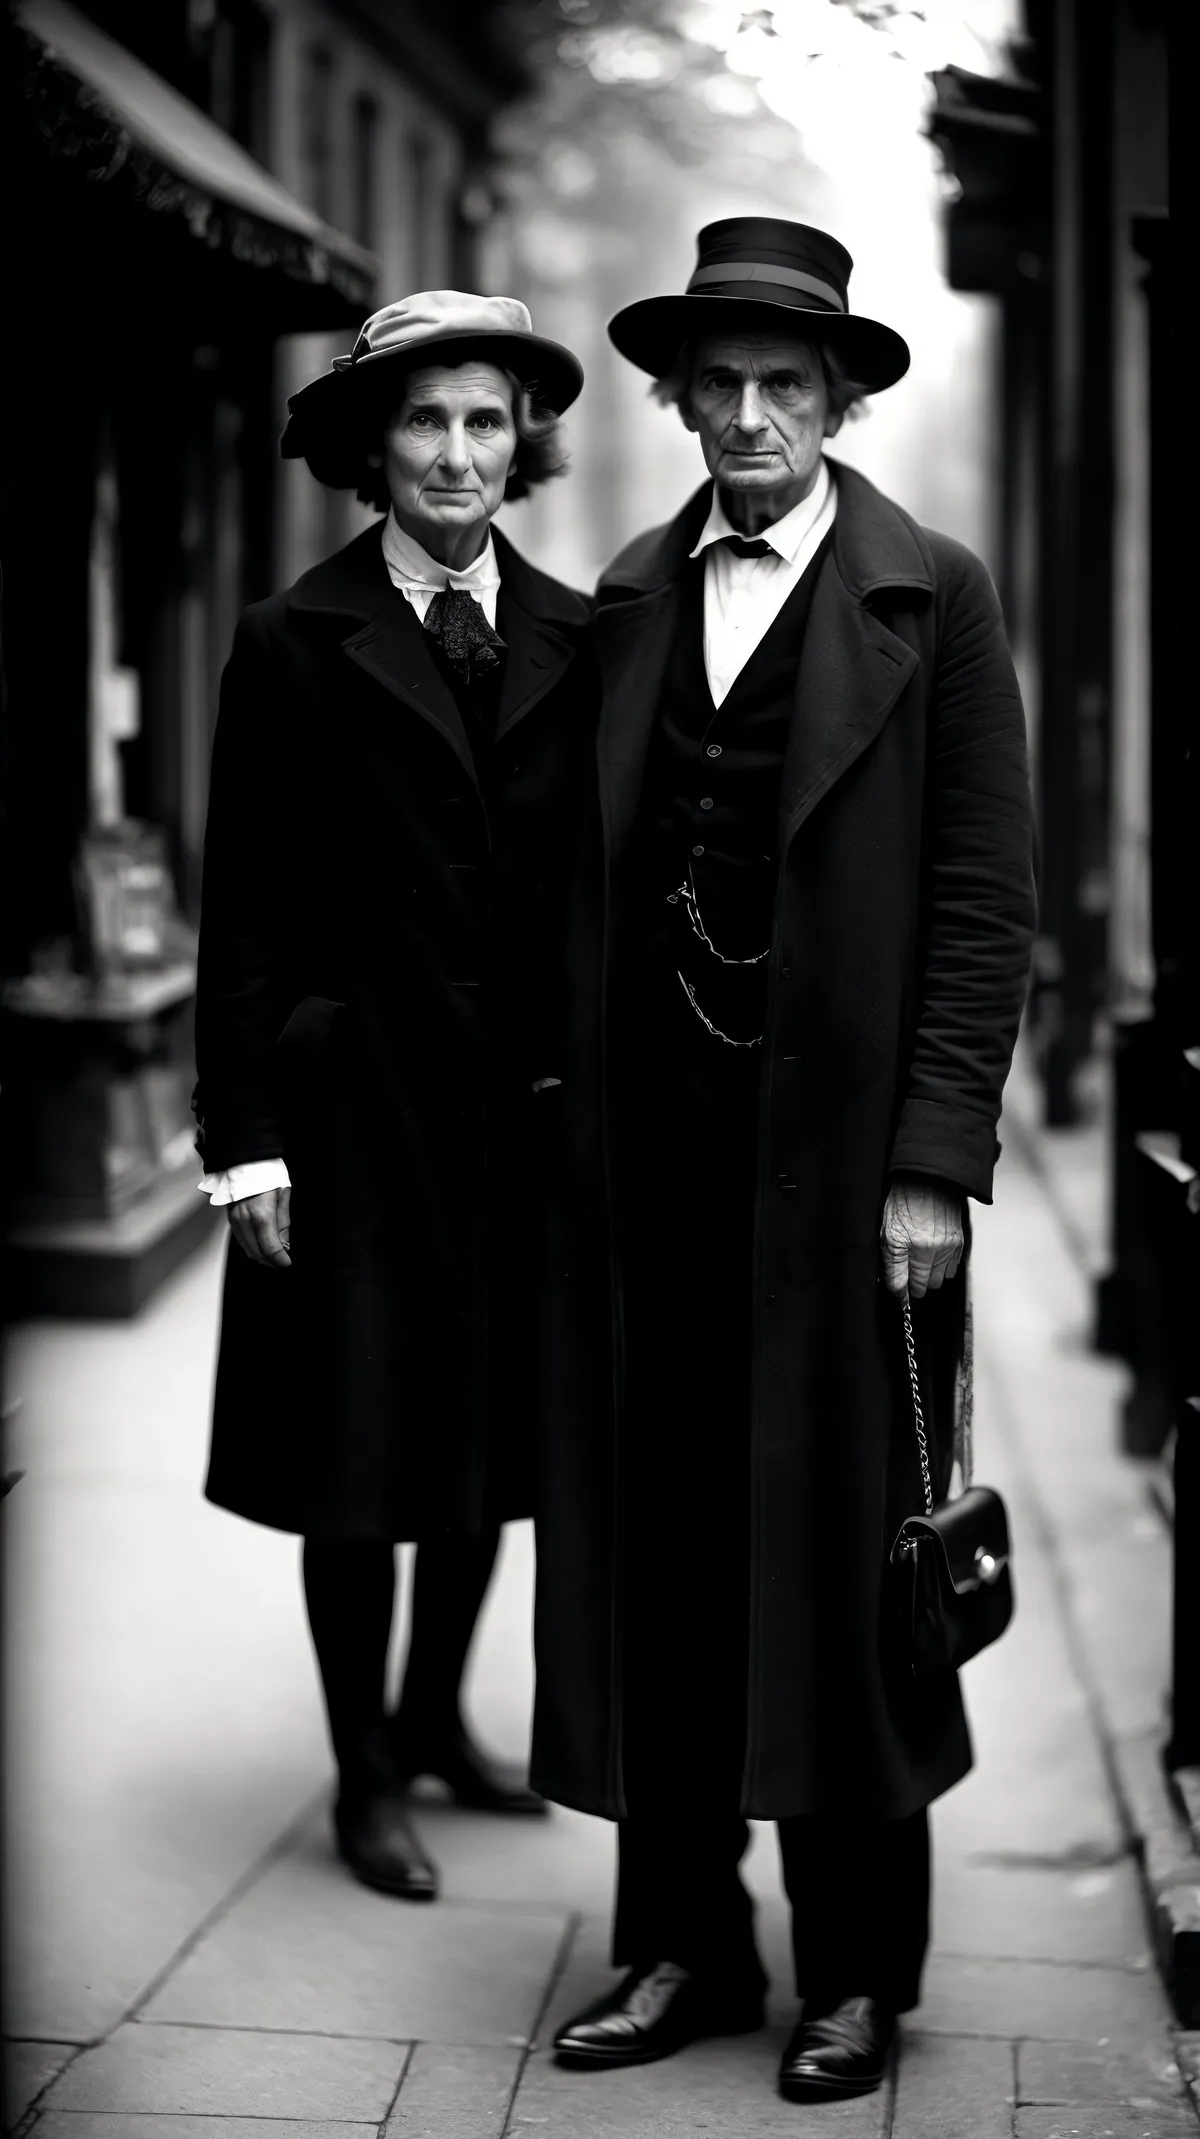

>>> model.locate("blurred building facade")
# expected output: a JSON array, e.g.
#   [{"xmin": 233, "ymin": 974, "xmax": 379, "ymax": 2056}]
[
  {"xmin": 932, "ymin": 0, "xmax": 1196, "ymax": 2024},
  {"xmin": 1, "ymin": 0, "xmax": 521, "ymax": 1314}
]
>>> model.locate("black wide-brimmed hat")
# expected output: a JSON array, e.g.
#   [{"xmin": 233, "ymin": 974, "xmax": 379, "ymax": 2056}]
[
  {"xmin": 282, "ymin": 291, "xmax": 585, "ymax": 490},
  {"xmin": 608, "ymin": 217, "xmax": 909, "ymax": 394}
]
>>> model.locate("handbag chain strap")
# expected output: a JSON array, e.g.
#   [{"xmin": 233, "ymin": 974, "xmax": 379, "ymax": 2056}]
[{"xmin": 902, "ymin": 1294, "xmax": 935, "ymax": 1517}]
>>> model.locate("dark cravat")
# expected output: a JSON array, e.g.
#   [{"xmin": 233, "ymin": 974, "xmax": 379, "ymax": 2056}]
[
  {"xmin": 719, "ymin": 535, "xmax": 774, "ymax": 559},
  {"xmin": 423, "ymin": 588, "xmax": 506, "ymax": 683}
]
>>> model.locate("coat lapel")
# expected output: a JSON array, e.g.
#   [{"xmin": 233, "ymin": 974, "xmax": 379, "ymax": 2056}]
[
  {"xmin": 778, "ymin": 554, "xmax": 917, "ymax": 840},
  {"xmin": 596, "ymin": 585, "xmax": 678, "ymax": 867},
  {"xmin": 342, "ymin": 600, "xmax": 479, "ymax": 789},
  {"xmin": 778, "ymin": 461, "xmax": 935, "ymax": 844},
  {"xmin": 596, "ymin": 486, "xmax": 710, "ymax": 868},
  {"xmin": 289, "ymin": 524, "xmax": 478, "ymax": 787},
  {"xmin": 491, "ymin": 528, "xmax": 587, "ymax": 742}
]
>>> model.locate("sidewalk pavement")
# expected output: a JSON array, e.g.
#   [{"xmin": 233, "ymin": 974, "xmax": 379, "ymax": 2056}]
[{"xmin": 5, "ymin": 1123, "xmax": 1200, "ymax": 2137}]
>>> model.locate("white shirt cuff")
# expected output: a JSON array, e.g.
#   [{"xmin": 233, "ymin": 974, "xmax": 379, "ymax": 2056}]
[{"xmin": 200, "ymin": 1159, "xmax": 292, "ymax": 1205}]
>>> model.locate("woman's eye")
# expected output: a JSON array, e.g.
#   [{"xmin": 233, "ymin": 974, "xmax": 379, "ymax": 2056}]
[{"xmin": 409, "ymin": 414, "xmax": 436, "ymax": 430}]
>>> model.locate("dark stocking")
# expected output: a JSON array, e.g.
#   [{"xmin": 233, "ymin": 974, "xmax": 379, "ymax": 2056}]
[
  {"xmin": 394, "ymin": 1524, "xmax": 501, "ymax": 1737},
  {"xmin": 301, "ymin": 1537, "xmax": 397, "ymax": 1798}
]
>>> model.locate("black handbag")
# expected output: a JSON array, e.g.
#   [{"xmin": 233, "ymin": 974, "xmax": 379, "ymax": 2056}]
[{"xmin": 889, "ymin": 1295, "xmax": 1014, "ymax": 1677}]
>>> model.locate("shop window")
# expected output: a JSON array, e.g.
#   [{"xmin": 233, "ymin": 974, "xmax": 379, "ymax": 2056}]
[
  {"xmin": 303, "ymin": 43, "xmax": 336, "ymax": 224},
  {"xmin": 351, "ymin": 93, "xmax": 379, "ymax": 252},
  {"xmin": 204, "ymin": 0, "xmax": 271, "ymax": 161},
  {"xmin": 407, "ymin": 133, "xmax": 447, "ymax": 287}
]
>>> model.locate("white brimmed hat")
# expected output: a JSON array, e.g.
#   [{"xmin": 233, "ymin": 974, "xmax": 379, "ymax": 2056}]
[{"xmin": 281, "ymin": 291, "xmax": 585, "ymax": 489}]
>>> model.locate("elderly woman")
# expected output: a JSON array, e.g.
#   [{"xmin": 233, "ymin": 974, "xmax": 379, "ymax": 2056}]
[
  {"xmin": 194, "ymin": 294, "xmax": 593, "ymax": 1902},
  {"xmin": 534, "ymin": 220, "xmax": 1036, "ymax": 2104}
]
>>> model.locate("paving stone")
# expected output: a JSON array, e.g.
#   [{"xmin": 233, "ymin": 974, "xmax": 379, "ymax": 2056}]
[
  {"xmin": 1019, "ymin": 2036, "xmax": 1191, "ymax": 2112},
  {"xmin": 385, "ymin": 2044, "xmax": 519, "ymax": 2135},
  {"xmin": 36, "ymin": 2122, "xmax": 376, "ymax": 2139},
  {"xmin": 44, "ymin": 2024, "xmax": 407, "ymax": 2120},
  {"xmin": 932, "ymin": 1860, "xmax": 1152, "ymax": 1969},
  {"xmin": 532, "ymin": 1913, "xmax": 622, "ymax": 2049},
  {"xmin": 919, "ymin": 1957, "xmax": 1170, "ymax": 2045},
  {"xmin": 1178, "ymin": 2032, "xmax": 1200, "ymax": 2097},
  {"xmin": 508, "ymin": 2032, "xmax": 889, "ymax": 2136},
  {"xmin": 1015, "ymin": 2110, "xmax": 1198, "ymax": 2137},
  {"xmin": 892, "ymin": 2031, "xmax": 1013, "ymax": 2138},
  {"xmin": 141, "ymin": 1852, "xmax": 567, "ymax": 2045},
  {"xmin": 5, "ymin": 1228, "xmax": 331, "ymax": 2045},
  {"xmin": 514, "ymin": 1916, "xmax": 886, "ymax": 2132},
  {"xmin": 289, "ymin": 1797, "xmax": 615, "ymax": 1918},
  {"xmin": 5, "ymin": 2039, "xmax": 79, "ymax": 2122},
  {"xmin": 933, "ymin": 1712, "xmax": 1124, "ymax": 1866},
  {"xmin": 1059, "ymin": 1530, "xmax": 1172, "ymax": 1743}
]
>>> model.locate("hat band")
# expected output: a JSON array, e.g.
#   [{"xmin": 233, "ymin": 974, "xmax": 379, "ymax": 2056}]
[{"xmin": 687, "ymin": 262, "xmax": 845, "ymax": 312}]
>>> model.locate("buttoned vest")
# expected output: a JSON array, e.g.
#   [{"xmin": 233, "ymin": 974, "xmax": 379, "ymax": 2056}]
[{"xmin": 630, "ymin": 530, "xmax": 833, "ymax": 1046}]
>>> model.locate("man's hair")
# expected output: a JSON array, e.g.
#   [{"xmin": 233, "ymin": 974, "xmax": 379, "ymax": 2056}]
[
  {"xmin": 652, "ymin": 334, "xmax": 871, "ymax": 423},
  {"xmin": 356, "ymin": 367, "xmax": 569, "ymax": 511}
]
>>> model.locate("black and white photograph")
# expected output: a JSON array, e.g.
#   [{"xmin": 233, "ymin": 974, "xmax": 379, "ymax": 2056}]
[{"xmin": 0, "ymin": 1, "xmax": 1187, "ymax": 2133}]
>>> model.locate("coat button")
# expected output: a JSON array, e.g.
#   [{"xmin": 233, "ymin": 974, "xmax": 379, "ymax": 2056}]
[
  {"xmin": 707, "ymin": 744, "xmax": 722, "ymax": 758},
  {"xmin": 781, "ymin": 966, "xmax": 792, "ymax": 979},
  {"xmin": 692, "ymin": 844, "xmax": 705, "ymax": 857},
  {"xmin": 700, "ymin": 797, "xmax": 713, "ymax": 810}
]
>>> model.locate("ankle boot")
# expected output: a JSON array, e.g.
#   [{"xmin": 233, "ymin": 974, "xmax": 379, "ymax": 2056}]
[
  {"xmin": 388, "ymin": 1707, "xmax": 548, "ymax": 1816},
  {"xmin": 332, "ymin": 1724, "xmax": 439, "ymax": 1899}
]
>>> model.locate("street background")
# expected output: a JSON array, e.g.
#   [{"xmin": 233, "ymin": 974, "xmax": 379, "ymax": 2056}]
[{"xmin": 2, "ymin": 0, "xmax": 1188, "ymax": 2132}]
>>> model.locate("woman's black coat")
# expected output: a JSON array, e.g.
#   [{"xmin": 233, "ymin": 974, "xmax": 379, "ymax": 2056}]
[
  {"xmin": 195, "ymin": 522, "xmax": 593, "ymax": 1540},
  {"xmin": 531, "ymin": 461, "xmax": 1037, "ymax": 1823}
]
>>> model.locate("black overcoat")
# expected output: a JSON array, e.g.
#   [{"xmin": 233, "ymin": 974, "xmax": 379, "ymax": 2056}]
[
  {"xmin": 531, "ymin": 461, "xmax": 1037, "ymax": 1822},
  {"xmin": 195, "ymin": 522, "xmax": 594, "ymax": 1540}
]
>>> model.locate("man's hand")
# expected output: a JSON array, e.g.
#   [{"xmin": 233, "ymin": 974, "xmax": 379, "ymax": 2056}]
[
  {"xmin": 229, "ymin": 1185, "xmax": 291, "ymax": 1269},
  {"xmin": 880, "ymin": 1179, "xmax": 964, "ymax": 1300}
]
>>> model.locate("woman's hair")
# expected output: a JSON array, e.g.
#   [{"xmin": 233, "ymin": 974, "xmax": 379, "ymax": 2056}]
[
  {"xmin": 355, "ymin": 366, "xmax": 569, "ymax": 511},
  {"xmin": 652, "ymin": 334, "xmax": 871, "ymax": 423}
]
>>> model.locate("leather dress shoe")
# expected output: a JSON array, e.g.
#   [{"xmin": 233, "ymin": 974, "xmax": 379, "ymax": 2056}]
[
  {"xmin": 553, "ymin": 1960, "xmax": 765, "ymax": 2070},
  {"xmin": 334, "ymin": 1790, "xmax": 438, "ymax": 1901},
  {"xmin": 778, "ymin": 1994, "xmax": 895, "ymax": 2102},
  {"xmin": 390, "ymin": 1721, "xmax": 549, "ymax": 1816}
]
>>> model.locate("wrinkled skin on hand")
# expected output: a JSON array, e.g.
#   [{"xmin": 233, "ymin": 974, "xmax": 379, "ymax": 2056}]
[
  {"xmin": 880, "ymin": 1178, "xmax": 965, "ymax": 1300},
  {"xmin": 229, "ymin": 1185, "xmax": 291, "ymax": 1270}
]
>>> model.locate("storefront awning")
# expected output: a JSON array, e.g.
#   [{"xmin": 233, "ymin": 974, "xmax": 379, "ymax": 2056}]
[{"xmin": 18, "ymin": 0, "xmax": 376, "ymax": 328}]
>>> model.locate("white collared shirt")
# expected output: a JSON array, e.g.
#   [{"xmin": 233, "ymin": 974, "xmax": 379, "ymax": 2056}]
[
  {"xmin": 690, "ymin": 458, "xmax": 837, "ymax": 707},
  {"xmin": 200, "ymin": 513, "xmax": 506, "ymax": 1208},
  {"xmin": 380, "ymin": 508, "xmax": 502, "ymax": 628}
]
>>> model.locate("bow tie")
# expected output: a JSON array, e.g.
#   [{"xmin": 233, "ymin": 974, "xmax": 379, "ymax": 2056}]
[
  {"xmin": 719, "ymin": 534, "xmax": 774, "ymax": 558},
  {"xmin": 423, "ymin": 588, "xmax": 506, "ymax": 682}
]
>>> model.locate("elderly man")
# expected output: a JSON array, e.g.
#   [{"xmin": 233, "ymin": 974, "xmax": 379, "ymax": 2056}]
[
  {"xmin": 195, "ymin": 294, "xmax": 592, "ymax": 1902},
  {"xmin": 534, "ymin": 220, "xmax": 1036, "ymax": 2102}
]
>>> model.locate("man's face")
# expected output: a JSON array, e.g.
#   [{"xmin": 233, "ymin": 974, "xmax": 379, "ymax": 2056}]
[
  {"xmin": 685, "ymin": 333, "xmax": 842, "ymax": 505},
  {"xmin": 378, "ymin": 362, "xmax": 517, "ymax": 552}
]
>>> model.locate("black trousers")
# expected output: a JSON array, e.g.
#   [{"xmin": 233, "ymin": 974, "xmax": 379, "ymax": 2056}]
[
  {"xmin": 613, "ymin": 1807, "xmax": 930, "ymax": 2013},
  {"xmin": 613, "ymin": 971, "xmax": 931, "ymax": 2014}
]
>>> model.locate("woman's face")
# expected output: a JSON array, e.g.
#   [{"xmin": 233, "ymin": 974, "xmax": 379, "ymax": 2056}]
[{"xmin": 377, "ymin": 362, "xmax": 517, "ymax": 555}]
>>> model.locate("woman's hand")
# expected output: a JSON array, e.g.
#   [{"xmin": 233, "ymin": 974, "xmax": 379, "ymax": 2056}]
[
  {"xmin": 880, "ymin": 1179, "xmax": 964, "ymax": 1299},
  {"xmin": 229, "ymin": 1185, "xmax": 292, "ymax": 1269}
]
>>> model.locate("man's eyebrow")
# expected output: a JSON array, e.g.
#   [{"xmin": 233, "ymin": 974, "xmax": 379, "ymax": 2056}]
[{"xmin": 698, "ymin": 357, "xmax": 813, "ymax": 376}]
